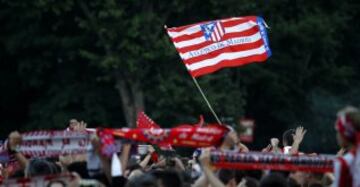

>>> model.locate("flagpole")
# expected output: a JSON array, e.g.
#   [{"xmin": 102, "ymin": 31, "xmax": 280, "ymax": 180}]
[
  {"xmin": 191, "ymin": 77, "xmax": 222, "ymax": 125},
  {"xmin": 164, "ymin": 25, "xmax": 222, "ymax": 125}
]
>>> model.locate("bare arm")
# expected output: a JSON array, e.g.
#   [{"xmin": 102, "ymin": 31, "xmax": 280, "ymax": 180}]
[
  {"xmin": 99, "ymin": 155, "xmax": 111, "ymax": 183},
  {"xmin": 198, "ymin": 149, "xmax": 226, "ymax": 187},
  {"xmin": 91, "ymin": 135, "xmax": 112, "ymax": 184},
  {"xmin": 202, "ymin": 166, "xmax": 225, "ymax": 187},
  {"xmin": 290, "ymin": 126, "xmax": 307, "ymax": 155},
  {"xmin": 192, "ymin": 173, "xmax": 209, "ymax": 187},
  {"xmin": 139, "ymin": 154, "xmax": 152, "ymax": 169},
  {"xmin": 261, "ymin": 144, "xmax": 272, "ymax": 153},
  {"xmin": 7, "ymin": 131, "xmax": 28, "ymax": 169},
  {"xmin": 173, "ymin": 157, "xmax": 185, "ymax": 172},
  {"xmin": 13, "ymin": 152, "xmax": 28, "ymax": 170},
  {"xmin": 120, "ymin": 144, "xmax": 131, "ymax": 173},
  {"xmin": 139, "ymin": 145, "xmax": 155, "ymax": 169},
  {"xmin": 237, "ymin": 142, "xmax": 249, "ymax": 152}
]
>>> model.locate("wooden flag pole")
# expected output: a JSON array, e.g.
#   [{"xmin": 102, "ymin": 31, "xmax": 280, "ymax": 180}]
[
  {"xmin": 191, "ymin": 77, "xmax": 222, "ymax": 125},
  {"xmin": 164, "ymin": 24, "xmax": 222, "ymax": 125}
]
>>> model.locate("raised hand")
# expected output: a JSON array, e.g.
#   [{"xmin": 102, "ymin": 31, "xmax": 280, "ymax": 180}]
[
  {"xmin": 148, "ymin": 145, "xmax": 155, "ymax": 154},
  {"xmin": 76, "ymin": 121, "xmax": 87, "ymax": 132},
  {"xmin": 270, "ymin": 138, "xmax": 280, "ymax": 153},
  {"xmin": 69, "ymin": 119, "xmax": 87, "ymax": 132},
  {"xmin": 336, "ymin": 148, "xmax": 346, "ymax": 156},
  {"xmin": 8, "ymin": 131, "xmax": 22, "ymax": 151},
  {"xmin": 290, "ymin": 126, "xmax": 307, "ymax": 154},
  {"xmin": 237, "ymin": 142, "xmax": 249, "ymax": 152},
  {"xmin": 261, "ymin": 144, "xmax": 272, "ymax": 152},
  {"xmin": 293, "ymin": 126, "xmax": 307, "ymax": 144},
  {"xmin": 271, "ymin": 138, "xmax": 279, "ymax": 147}
]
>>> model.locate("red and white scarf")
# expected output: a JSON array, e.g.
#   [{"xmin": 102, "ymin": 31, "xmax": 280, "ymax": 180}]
[
  {"xmin": 19, "ymin": 130, "xmax": 92, "ymax": 157},
  {"xmin": 211, "ymin": 151, "xmax": 334, "ymax": 173},
  {"xmin": 0, "ymin": 173, "xmax": 77, "ymax": 187},
  {"xmin": 0, "ymin": 130, "xmax": 94, "ymax": 158}
]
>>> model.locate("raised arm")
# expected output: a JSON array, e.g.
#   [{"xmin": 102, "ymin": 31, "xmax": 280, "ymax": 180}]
[
  {"xmin": 198, "ymin": 148, "xmax": 226, "ymax": 187},
  {"xmin": 139, "ymin": 145, "xmax": 154, "ymax": 169},
  {"xmin": 120, "ymin": 143, "xmax": 131, "ymax": 174},
  {"xmin": 192, "ymin": 173, "xmax": 209, "ymax": 187},
  {"xmin": 290, "ymin": 126, "xmax": 307, "ymax": 155},
  {"xmin": 270, "ymin": 138, "xmax": 281, "ymax": 153},
  {"xmin": 90, "ymin": 135, "xmax": 112, "ymax": 184},
  {"xmin": 7, "ymin": 131, "xmax": 28, "ymax": 170}
]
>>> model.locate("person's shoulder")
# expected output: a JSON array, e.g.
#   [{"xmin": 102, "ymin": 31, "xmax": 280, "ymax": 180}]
[{"xmin": 339, "ymin": 150, "xmax": 356, "ymax": 166}]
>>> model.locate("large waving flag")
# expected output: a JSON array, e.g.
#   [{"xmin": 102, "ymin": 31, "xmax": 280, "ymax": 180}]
[{"xmin": 166, "ymin": 16, "xmax": 271, "ymax": 77}]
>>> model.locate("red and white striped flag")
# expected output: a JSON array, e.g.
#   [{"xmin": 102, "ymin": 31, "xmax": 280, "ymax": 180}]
[{"xmin": 166, "ymin": 16, "xmax": 271, "ymax": 77}]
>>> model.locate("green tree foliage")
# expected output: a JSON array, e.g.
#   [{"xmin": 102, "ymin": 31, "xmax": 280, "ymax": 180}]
[{"xmin": 0, "ymin": 0, "xmax": 359, "ymax": 153}]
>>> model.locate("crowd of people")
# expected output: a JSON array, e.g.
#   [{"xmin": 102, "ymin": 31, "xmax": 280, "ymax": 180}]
[{"xmin": 0, "ymin": 106, "xmax": 359, "ymax": 187}]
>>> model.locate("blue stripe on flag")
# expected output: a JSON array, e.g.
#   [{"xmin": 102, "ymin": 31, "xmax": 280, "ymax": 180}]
[{"xmin": 256, "ymin": 17, "xmax": 272, "ymax": 57}]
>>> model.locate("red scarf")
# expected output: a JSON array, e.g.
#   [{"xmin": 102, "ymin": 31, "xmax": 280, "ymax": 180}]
[{"xmin": 109, "ymin": 124, "xmax": 228, "ymax": 148}]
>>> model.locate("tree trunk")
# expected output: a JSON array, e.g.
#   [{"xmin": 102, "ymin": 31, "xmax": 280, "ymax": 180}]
[
  {"xmin": 115, "ymin": 76, "xmax": 144, "ymax": 127},
  {"xmin": 78, "ymin": 0, "xmax": 145, "ymax": 127}
]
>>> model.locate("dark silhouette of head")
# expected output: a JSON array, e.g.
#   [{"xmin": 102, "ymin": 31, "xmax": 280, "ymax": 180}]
[
  {"xmin": 219, "ymin": 169, "xmax": 236, "ymax": 185},
  {"xmin": 125, "ymin": 173, "xmax": 157, "ymax": 187},
  {"xmin": 260, "ymin": 173, "xmax": 288, "ymax": 187},
  {"xmin": 25, "ymin": 158, "xmax": 59, "ymax": 177},
  {"xmin": 150, "ymin": 169, "xmax": 183, "ymax": 187}
]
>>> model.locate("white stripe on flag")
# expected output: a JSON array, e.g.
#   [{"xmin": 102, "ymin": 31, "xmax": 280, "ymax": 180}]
[
  {"xmin": 173, "ymin": 23, "xmax": 257, "ymax": 49},
  {"xmin": 221, "ymin": 17, "xmax": 245, "ymax": 22},
  {"xmin": 217, "ymin": 22, "xmax": 224, "ymax": 36},
  {"xmin": 211, "ymin": 33, "xmax": 216, "ymax": 42},
  {"xmin": 168, "ymin": 17, "xmax": 246, "ymax": 38},
  {"xmin": 174, "ymin": 37, "xmax": 207, "ymax": 48},
  {"xmin": 214, "ymin": 28, "xmax": 221, "ymax": 41},
  {"xmin": 224, "ymin": 22, "xmax": 257, "ymax": 33},
  {"xmin": 167, "ymin": 25, "xmax": 201, "ymax": 38},
  {"xmin": 179, "ymin": 32, "xmax": 262, "ymax": 60},
  {"xmin": 186, "ymin": 45, "xmax": 266, "ymax": 71}
]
